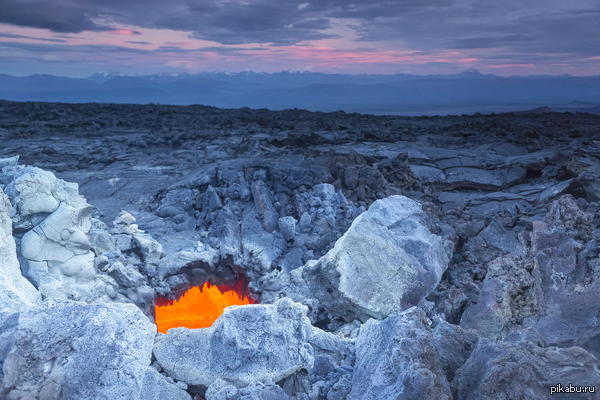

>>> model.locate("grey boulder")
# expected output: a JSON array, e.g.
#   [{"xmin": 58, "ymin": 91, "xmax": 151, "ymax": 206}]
[
  {"xmin": 1, "ymin": 299, "xmax": 156, "ymax": 400},
  {"xmin": 153, "ymin": 298, "xmax": 314, "ymax": 387},
  {"xmin": 349, "ymin": 307, "xmax": 457, "ymax": 400},
  {"xmin": 139, "ymin": 367, "xmax": 191, "ymax": 400},
  {"xmin": 303, "ymin": 195, "xmax": 451, "ymax": 321}
]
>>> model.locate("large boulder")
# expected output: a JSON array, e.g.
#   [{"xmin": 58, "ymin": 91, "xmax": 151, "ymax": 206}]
[
  {"xmin": 1, "ymin": 299, "xmax": 156, "ymax": 400},
  {"xmin": 349, "ymin": 307, "xmax": 466, "ymax": 400},
  {"xmin": 0, "ymin": 187, "xmax": 40, "ymax": 313},
  {"xmin": 453, "ymin": 339, "xmax": 600, "ymax": 400},
  {"xmin": 2, "ymin": 166, "xmax": 101, "ymax": 301},
  {"xmin": 153, "ymin": 298, "xmax": 314, "ymax": 387},
  {"xmin": 0, "ymin": 188, "xmax": 40, "ymax": 383},
  {"xmin": 303, "ymin": 195, "xmax": 451, "ymax": 321}
]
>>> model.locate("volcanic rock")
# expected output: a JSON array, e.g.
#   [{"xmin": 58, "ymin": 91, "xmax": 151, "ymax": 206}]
[
  {"xmin": 453, "ymin": 339, "xmax": 600, "ymax": 400},
  {"xmin": 0, "ymin": 187, "xmax": 40, "ymax": 314},
  {"xmin": 205, "ymin": 379, "xmax": 290, "ymax": 400},
  {"xmin": 139, "ymin": 367, "xmax": 192, "ymax": 400},
  {"xmin": 1, "ymin": 165, "xmax": 102, "ymax": 301},
  {"xmin": 349, "ymin": 307, "xmax": 471, "ymax": 400},
  {"xmin": 302, "ymin": 195, "xmax": 452, "ymax": 321},
  {"xmin": 1, "ymin": 299, "xmax": 156, "ymax": 400},
  {"xmin": 153, "ymin": 298, "xmax": 314, "ymax": 387}
]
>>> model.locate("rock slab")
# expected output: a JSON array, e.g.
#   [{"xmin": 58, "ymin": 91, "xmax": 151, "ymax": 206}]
[
  {"xmin": 2, "ymin": 299, "xmax": 156, "ymax": 400},
  {"xmin": 304, "ymin": 195, "xmax": 451, "ymax": 320},
  {"xmin": 153, "ymin": 298, "xmax": 314, "ymax": 387}
]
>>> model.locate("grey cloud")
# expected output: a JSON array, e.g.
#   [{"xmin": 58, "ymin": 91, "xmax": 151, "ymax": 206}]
[
  {"xmin": 0, "ymin": 32, "xmax": 66, "ymax": 42},
  {"xmin": 0, "ymin": 0, "xmax": 598, "ymax": 63}
]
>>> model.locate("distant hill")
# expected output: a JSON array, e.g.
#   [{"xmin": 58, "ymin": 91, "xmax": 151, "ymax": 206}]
[{"xmin": 1, "ymin": 71, "xmax": 599, "ymax": 115}]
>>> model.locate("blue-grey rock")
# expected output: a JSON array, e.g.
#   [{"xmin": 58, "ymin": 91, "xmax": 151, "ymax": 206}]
[
  {"xmin": 303, "ymin": 195, "xmax": 452, "ymax": 321},
  {"xmin": 153, "ymin": 298, "xmax": 314, "ymax": 387},
  {"xmin": 1, "ymin": 299, "xmax": 156, "ymax": 400},
  {"xmin": 139, "ymin": 367, "xmax": 191, "ymax": 400},
  {"xmin": 453, "ymin": 339, "xmax": 600, "ymax": 400},
  {"xmin": 206, "ymin": 379, "xmax": 290, "ymax": 400},
  {"xmin": 349, "ymin": 307, "xmax": 452, "ymax": 400}
]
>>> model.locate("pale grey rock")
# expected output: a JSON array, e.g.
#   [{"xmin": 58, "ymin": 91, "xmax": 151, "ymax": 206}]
[
  {"xmin": 1, "ymin": 166, "xmax": 115, "ymax": 302},
  {"xmin": 132, "ymin": 232, "xmax": 164, "ymax": 265},
  {"xmin": 349, "ymin": 307, "xmax": 453, "ymax": 400},
  {"xmin": 278, "ymin": 216, "xmax": 297, "ymax": 241},
  {"xmin": 0, "ymin": 188, "xmax": 40, "ymax": 383},
  {"xmin": 2, "ymin": 299, "xmax": 156, "ymax": 400},
  {"xmin": 156, "ymin": 246, "xmax": 219, "ymax": 279},
  {"xmin": 153, "ymin": 298, "xmax": 314, "ymax": 387},
  {"xmin": 240, "ymin": 206, "xmax": 285, "ymax": 272},
  {"xmin": 453, "ymin": 339, "xmax": 600, "ymax": 400},
  {"xmin": 0, "ymin": 156, "xmax": 19, "ymax": 169},
  {"xmin": 303, "ymin": 195, "xmax": 451, "ymax": 321},
  {"xmin": 0, "ymin": 187, "xmax": 40, "ymax": 313},
  {"xmin": 206, "ymin": 379, "xmax": 290, "ymax": 400},
  {"xmin": 3, "ymin": 165, "xmax": 86, "ymax": 231},
  {"xmin": 251, "ymin": 180, "xmax": 278, "ymax": 233},
  {"xmin": 139, "ymin": 367, "xmax": 191, "ymax": 400}
]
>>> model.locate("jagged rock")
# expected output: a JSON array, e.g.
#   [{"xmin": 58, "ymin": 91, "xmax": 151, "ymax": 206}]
[
  {"xmin": 0, "ymin": 156, "xmax": 19, "ymax": 169},
  {"xmin": 453, "ymin": 339, "xmax": 600, "ymax": 400},
  {"xmin": 303, "ymin": 195, "xmax": 451, "ymax": 321},
  {"xmin": 206, "ymin": 379, "xmax": 290, "ymax": 400},
  {"xmin": 153, "ymin": 298, "xmax": 314, "ymax": 387},
  {"xmin": 1, "ymin": 166, "xmax": 111, "ymax": 302},
  {"xmin": 302, "ymin": 328, "xmax": 355, "ymax": 400},
  {"xmin": 0, "ymin": 187, "xmax": 40, "ymax": 313},
  {"xmin": 139, "ymin": 367, "xmax": 191, "ymax": 400},
  {"xmin": 1, "ymin": 299, "xmax": 156, "ymax": 400},
  {"xmin": 132, "ymin": 232, "xmax": 164, "ymax": 265},
  {"xmin": 240, "ymin": 205, "xmax": 285, "ymax": 272},
  {"xmin": 0, "ymin": 188, "xmax": 40, "ymax": 383},
  {"xmin": 278, "ymin": 216, "xmax": 297, "ymax": 241},
  {"xmin": 251, "ymin": 180, "xmax": 278, "ymax": 233},
  {"xmin": 460, "ymin": 256, "xmax": 538, "ymax": 339},
  {"xmin": 349, "ymin": 307, "xmax": 454, "ymax": 400}
]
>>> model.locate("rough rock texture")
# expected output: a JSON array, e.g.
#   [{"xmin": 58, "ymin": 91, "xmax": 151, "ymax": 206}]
[
  {"xmin": 2, "ymin": 102, "xmax": 600, "ymax": 399},
  {"xmin": 1, "ymin": 299, "xmax": 156, "ymax": 400},
  {"xmin": 206, "ymin": 380, "xmax": 291, "ymax": 400},
  {"xmin": 461, "ymin": 195, "xmax": 600, "ymax": 356},
  {"xmin": 302, "ymin": 196, "xmax": 451, "ymax": 322},
  {"xmin": 1, "ymin": 165, "xmax": 112, "ymax": 302},
  {"xmin": 0, "ymin": 187, "xmax": 40, "ymax": 383},
  {"xmin": 153, "ymin": 298, "xmax": 314, "ymax": 387},
  {"xmin": 0, "ymin": 187, "xmax": 39, "ymax": 313},
  {"xmin": 350, "ymin": 307, "xmax": 472, "ymax": 400},
  {"xmin": 454, "ymin": 339, "xmax": 600, "ymax": 400},
  {"xmin": 139, "ymin": 367, "xmax": 191, "ymax": 400}
]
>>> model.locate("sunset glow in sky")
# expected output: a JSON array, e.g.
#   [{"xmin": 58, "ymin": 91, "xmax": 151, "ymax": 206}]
[{"xmin": 0, "ymin": 0, "xmax": 599, "ymax": 76}]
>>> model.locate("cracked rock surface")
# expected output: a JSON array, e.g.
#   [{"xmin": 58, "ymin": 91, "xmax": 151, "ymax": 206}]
[{"xmin": 1, "ymin": 101, "xmax": 600, "ymax": 399}]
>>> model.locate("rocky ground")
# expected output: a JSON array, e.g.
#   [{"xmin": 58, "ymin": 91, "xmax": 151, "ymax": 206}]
[{"xmin": 1, "ymin": 100, "xmax": 599, "ymax": 399}]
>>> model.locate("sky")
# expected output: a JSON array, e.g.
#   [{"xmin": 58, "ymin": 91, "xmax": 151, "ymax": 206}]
[{"xmin": 0, "ymin": 0, "xmax": 599, "ymax": 77}]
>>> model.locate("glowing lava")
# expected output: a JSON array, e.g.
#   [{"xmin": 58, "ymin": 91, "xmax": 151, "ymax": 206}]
[{"xmin": 154, "ymin": 278, "xmax": 257, "ymax": 333}]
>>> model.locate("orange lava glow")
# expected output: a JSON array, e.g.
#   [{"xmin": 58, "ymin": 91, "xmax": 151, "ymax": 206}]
[{"xmin": 154, "ymin": 279, "xmax": 257, "ymax": 333}]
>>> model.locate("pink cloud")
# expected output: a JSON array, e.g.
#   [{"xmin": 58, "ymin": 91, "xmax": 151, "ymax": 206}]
[{"xmin": 109, "ymin": 29, "xmax": 142, "ymax": 36}]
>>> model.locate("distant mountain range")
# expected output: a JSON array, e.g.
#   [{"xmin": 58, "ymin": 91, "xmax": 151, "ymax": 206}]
[{"xmin": 1, "ymin": 70, "xmax": 599, "ymax": 115}]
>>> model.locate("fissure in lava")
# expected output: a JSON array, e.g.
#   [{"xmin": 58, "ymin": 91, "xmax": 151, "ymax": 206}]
[{"xmin": 154, "ymin": 278, "xmax": 257, "ymax": 333}]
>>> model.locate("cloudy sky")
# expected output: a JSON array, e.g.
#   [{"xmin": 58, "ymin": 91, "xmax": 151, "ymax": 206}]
[{"xmin": 0, "ymin": 0, "xmax": 599, "ymax": 76}]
